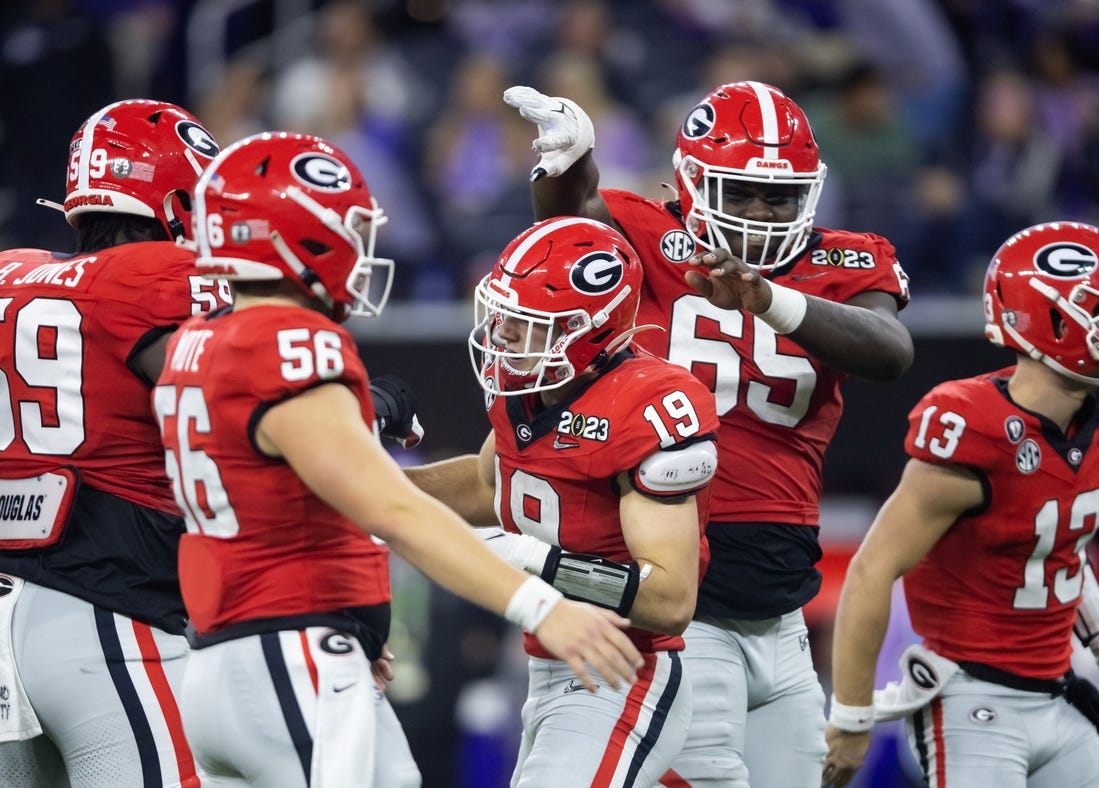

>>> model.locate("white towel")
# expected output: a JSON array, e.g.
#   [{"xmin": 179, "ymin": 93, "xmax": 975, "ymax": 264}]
[
  {"xmin": 306, "ymin": 629, "xmax": 376, "ymax": 787},
  {"xmin": 873, "ymin": 644, "xmax": 960, "ymax": 722},
  {"xmin": 0, "ymin": 575, "xmax": 42, "ymax": 741}
]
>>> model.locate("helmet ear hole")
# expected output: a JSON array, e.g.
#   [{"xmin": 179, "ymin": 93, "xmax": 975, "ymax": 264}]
[
  {"xmin": 300, "ymin": 239, "xmax": 330, "ymax": 256},
  {"xmin": 1051, "ymin": 310, "xmax": 1067, "ymax": 340}
]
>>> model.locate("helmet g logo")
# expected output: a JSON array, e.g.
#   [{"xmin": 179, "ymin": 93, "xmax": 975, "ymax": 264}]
[
  {"xmin": 1034, "ymin": 242, "xmax": 1099, "ymax": 278},
  {"xmin": 570, "ymin": 251, "xmax": 623, "ymax": 295},
  {"xmin": 176, "ymin": 121, "xmax": 220, "ymax": 158},
  {"xmin": 682, "ymin": 103, "xmax": 716, "ymax": 140},
  {"xmin": 291, "ymin": 153, "xmax": 352, "ymax": 192}
]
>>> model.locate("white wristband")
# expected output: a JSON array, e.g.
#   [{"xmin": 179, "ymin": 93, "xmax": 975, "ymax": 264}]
[
  {"xmin": 828, "ymin": 695, "xmax": 875, "ymax": 733},
  {"xmin": 480, "ymin": 528, "xmax": 553, "ymax": 575},
  {"xmin": 505, "ymin": 576, "xmax": 564, "ymax": 633},
  {"xmin": 757, "ymin": 282, "xmax": 808, "ymax": 335}
]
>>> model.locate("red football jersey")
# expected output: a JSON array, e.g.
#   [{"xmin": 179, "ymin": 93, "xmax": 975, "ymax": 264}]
[
  {"xmin": 488, "ymin": 351, "xmax": 718, "ymax": 657},
  {"xmin": 0, "ymin": 242, "xmax": 231, "ymax": 511},
  {"xmin": 155, "ymin": 306, "xmax": 390, "ymax": 635},
  {"xmin": 603, "ymin": 189, "xmax": 909, "ymax": 524},
  {"xmin": 903, "ymin": 368, "xmax": 1099, "ymax": 678}
]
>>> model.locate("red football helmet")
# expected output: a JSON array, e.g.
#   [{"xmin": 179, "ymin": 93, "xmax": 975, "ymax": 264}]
[
  {"xmin": 193, "ymin": 132, "xmax": 393, "ymax": 323},
  {"xmin": 470, "ymin": 217, "xmax": 642, "ymax": 396},
  {"xmin": 674, "ymin": 81, "xmax": 826, "ymax": 271},
  {"xmin": 62, "ymin": 99, "xmax": 219, "ymax": 241},
  {"xmin": 984, "ymin": 221, "xmax": 1099, "ymax": 382}
]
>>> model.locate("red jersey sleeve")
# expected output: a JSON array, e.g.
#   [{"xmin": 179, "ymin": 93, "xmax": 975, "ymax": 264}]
[{"xmin": 903, "ymin": 367, "xmax": 1018, "ymax": 472}]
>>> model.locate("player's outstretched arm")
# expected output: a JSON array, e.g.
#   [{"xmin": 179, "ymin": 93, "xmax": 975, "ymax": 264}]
[
  {"xmin": 404, "ymin": 432, "xmax": 498, "ymax": 525},
  {"xmin": 685, "ymin": 249, "xmax": 914, "ymax": 382},
  {"xmin": 503, "ymin": 85, "xmax": 615, "ymax": 227},
  {"xmin": 824, "ymin": 458, "xmax": 981, "ymax": 787},
  {"xmin": 257, "ymin": 382, "xmax": 643, "ymax": 691}
]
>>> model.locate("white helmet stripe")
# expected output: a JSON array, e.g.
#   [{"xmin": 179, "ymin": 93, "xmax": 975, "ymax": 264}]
[
  {"xmin": 76, "ymin": 103, "xmax": 116, "ymax": 192},
  {"xmin": 746, "ymin": 81, "xmax": 779, "ymax": 159},
  {"xmin": 498, "ymin": 216, "xmax": 604, "ymax": 288}
]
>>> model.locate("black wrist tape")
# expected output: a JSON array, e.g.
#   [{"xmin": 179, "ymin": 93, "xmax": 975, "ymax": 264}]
[{"xmin": 541, "ymin": 548, "xmax": 640, "ymax": 616}]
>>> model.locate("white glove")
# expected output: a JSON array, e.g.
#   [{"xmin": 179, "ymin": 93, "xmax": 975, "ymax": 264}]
[
  {"xmin": 478, "ymin": 527, "xmax": 553, "ymax": 575},
  {"xmin": 503, "ymin": 85, "xmax": 595, "ymax": 181}
]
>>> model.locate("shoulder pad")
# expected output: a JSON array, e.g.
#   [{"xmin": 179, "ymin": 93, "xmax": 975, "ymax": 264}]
[{"xmin": 632, "ymin": 440, "xmax": 717, "ymax": 498}]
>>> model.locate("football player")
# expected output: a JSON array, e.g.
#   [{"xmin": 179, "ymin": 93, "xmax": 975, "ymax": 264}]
[
  {"xmin": 0, "ymin": 100, "xmax": 226, "ymax": 786},
  {"xmin": 824, "ymin": 221, "xmax": 1099, "ymax": 788},
  {"xmin": 154, "ymin": 133, "xmax": 644, "ymax": 787},
  {"xmin": 406, "ymin": 216, "xmax": 719, "ymax": 786},
  {"xmin": 503, "ymin": 81, "xmax": 914, "ymax": 787}
]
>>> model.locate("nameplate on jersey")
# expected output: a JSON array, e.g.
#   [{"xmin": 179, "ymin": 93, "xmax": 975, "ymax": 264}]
[{"xmin": 0, "ymin": 470, "xmax": 78, "ymax": 549}]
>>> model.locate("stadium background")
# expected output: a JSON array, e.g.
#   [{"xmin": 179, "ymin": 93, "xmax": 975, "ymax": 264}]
[{"xmin": 1, "ymin": 1, "xmax": 1097, "ymax": 785}]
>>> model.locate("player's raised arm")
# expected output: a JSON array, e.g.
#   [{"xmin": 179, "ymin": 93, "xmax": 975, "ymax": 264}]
[
  {"xmin": 504, "ymin": 86, "xmax": 614, "ymax": 226},
  {"xmin": 404, "ymin": 431, "xmax": 499, "ymax": 525}
]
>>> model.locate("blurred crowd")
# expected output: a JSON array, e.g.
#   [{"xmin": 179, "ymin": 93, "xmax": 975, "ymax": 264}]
[{"xmin": 2, "ymin": 0, "xmax": 1098, "ymax": 302}]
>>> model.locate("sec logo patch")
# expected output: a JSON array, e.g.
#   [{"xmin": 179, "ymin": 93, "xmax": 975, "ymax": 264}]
[{"xmin": 660, "ymin": 230, "xmax": 696, "ymax": 263}]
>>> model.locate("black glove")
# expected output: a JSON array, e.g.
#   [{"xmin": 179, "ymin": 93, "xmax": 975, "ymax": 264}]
[{"xmin": 370, "ymin": 375, "xmax": 423, "ymax": 449}]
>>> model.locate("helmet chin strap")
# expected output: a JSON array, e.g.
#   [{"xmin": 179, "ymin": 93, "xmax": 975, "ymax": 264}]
[
  {"xmin": 35, "ymin": 198, "xmax": 65, "ymax": 213},
  {"xmin": 183, "ymin": 148, "xmax": 206, "ymax": 177},
  {"xmin": 1029, "ymin": 278, "xmax": 1095, "ymax": 333},
  {"xmin": 1001, "ymin": 320, "xmax": 1051, "ymax": 366},
  {"xmin": 270, "ymin": 230, "xmax": 336, "ymax": 312},
  {"xmin": 163, "ymin": 191, "xmax": 186, "ymax": 242},
  {"xmin": 1003, "ymin": 322, "xmax": 1099, "ymax": 384},
  {"xmin": 590, "ymin": 285, "xmax": 633, "ymax": 328},
  {"xmin": 286, "ymin": 185, "xmax": 357, "ymax": 248}
]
